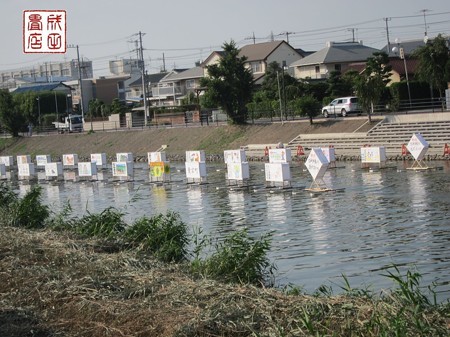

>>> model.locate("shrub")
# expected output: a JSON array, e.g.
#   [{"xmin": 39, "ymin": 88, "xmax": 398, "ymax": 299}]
[
  {"xmin": 124, "ymin": 211, "xmax": 188, "ymax": 263},
  {"xmin": 0, "ymin": 184, "xmax": 49, "ymax": 229},
  {"xmin": 195, "ymin": 228, "xmax": 274, "ymax": 286},
  {"xmin": 74, "ymin": 207, "xmax": 126, "ymax": 238}
]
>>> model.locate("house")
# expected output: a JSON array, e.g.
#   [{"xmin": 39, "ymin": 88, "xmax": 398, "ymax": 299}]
[
  {"xmin": 202, "ymin": 40, "xmax": 303, "ymax": 84},
  {"xmin": 126, "ymin": 72, "xmax": 168, "ymax": 105},
  {"xmin": 150, "ymin": 67, "xmax": 203, "ymax": 107},
  {"xmin": 290, "ymin": 41, "xmax": 380, "ymax": 80}
]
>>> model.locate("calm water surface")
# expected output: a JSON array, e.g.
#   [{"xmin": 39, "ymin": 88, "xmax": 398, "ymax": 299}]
[{"xmin": 11, "ymin": 160, "xmax": 450, "ymax": 301}]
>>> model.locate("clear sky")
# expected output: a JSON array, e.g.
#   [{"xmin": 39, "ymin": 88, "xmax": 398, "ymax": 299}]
[{"xmin": 1, "ymin": 0, "xmax": 449, "ymax": 76}]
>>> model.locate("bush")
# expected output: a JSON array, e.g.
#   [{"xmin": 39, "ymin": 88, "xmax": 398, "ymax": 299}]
[
  {"xmin": 194, "ymin": 228, "xmax": 274, "ymax": 286},
  {"xmin": 74, "ymin": 207, "xmax": 126, "ymax": 238},
  {"xmin": 0, "ymin": 184, "xmax": 49, "ymax": 229},
  {"xmin": 124, "ymin": 211, "xmax": 188, "ymax": 263}
]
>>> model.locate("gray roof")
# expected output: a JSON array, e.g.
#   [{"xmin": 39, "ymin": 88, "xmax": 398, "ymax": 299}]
[
  {"xmin": 160, "ymin": 66, "xmax": 203, "ymax": 82},
  {"xmin": 239, "ymin": 41, "xmax": 286, "ymax": 62},
  {"xmin": 381, "ymin": 39, "xmax": 426, "ymax": 57},
  {"xmin": 12, "ymin": 82, "xmax": 72, "ymax": 93},
  {"xmin": 290, "ymin": 42, "xmax": 381, "ymax": 67}
]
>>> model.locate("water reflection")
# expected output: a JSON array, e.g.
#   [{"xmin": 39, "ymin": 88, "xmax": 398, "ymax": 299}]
[{"xmin": 5, "ymin": 161, "xmax": 450, "ymax": 301}]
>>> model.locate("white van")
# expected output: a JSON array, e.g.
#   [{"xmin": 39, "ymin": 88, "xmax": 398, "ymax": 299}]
[{"xmin": 321, "ymin": 97, "xmax": 361, "ymax": 117}]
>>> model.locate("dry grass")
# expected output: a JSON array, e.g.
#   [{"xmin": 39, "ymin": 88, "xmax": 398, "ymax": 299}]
[{"xmin": 1, "ymin": 226, "xmax": 449, "ymax": 337}]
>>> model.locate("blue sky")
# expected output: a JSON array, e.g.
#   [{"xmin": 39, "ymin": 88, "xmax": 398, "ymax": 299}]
[{"xmin": 1, "ymin": 0, "xmax": 449, "ymax": 76}]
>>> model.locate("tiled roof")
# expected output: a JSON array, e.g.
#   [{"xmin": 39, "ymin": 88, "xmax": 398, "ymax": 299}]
[
  {"xmin": 160, "ymin": 66, "xmax": 204, "ymax": 82},
  {"xmin": 12, "ymin": 82, "xmax": 72, "ymax": 93},
  {"xmin": 290, "ymin": 42, "xmax": 381, "ymax": 67},
  {"xmin": 239, "ymin": 41, "xmax": 285, "ymax": 62}
]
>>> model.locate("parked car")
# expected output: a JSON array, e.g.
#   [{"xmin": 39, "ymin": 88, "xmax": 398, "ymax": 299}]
[{"xmin": 321, "ymin": 96, "xmax": 360, "ymax": 117}]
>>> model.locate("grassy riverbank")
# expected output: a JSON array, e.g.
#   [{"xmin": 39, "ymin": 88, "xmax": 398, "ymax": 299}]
[
  {"xmin": 0, "ymin": 119, "xmax": 376, "ymax": 159},
  {"xmin": 1, "ymin": 184, "xmax": 449, "ymax": 337}
]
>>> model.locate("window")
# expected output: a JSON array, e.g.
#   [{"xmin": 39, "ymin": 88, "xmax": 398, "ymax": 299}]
[
  {"xmin": 251, "ymin": 62, "xmax": 262, "ymax": 73},
  {"xmin": 186, "ymin": 79, "xmax": 196, "ymax": 89},
  {"xmin": 334, "ymin": 64, "xmax": 342, "ymax": 72},
  {"xmin": 315, "ymin": 65, "xmax": 320, "ymax": 74}
]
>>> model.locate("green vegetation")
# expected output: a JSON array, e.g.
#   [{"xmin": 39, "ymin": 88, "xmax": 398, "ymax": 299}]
[{"xmin": 0, "ymin": 182, "xmax": 449, "ymax": 336}]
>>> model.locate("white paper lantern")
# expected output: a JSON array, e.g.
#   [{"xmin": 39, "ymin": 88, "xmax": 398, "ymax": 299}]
[
  {"xmin": 305, "ymin": 148, "xmax": 329, "ymax": 181},
  {"xmin": 407, "ymin": 133, "xmax": 429, "ymax": 161}
]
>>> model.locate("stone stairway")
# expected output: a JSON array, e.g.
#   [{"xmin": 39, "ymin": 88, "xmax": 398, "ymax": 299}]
[{"xmin": 287, "ymin": 114, "xmax": 450, "ymax": 158}]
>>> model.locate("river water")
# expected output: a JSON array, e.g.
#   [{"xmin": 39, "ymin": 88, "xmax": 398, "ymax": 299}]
[{"xmin": 9, "ymin": 160, "xmax": 450, "ymax": 301}]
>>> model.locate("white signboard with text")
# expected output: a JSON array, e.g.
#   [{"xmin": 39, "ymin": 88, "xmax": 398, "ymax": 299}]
[
  {"xmin": 17, "ymin": 155, "xmax": 31, "ymax": 165},
  {"xmin": 18, "ymin": 163, "xmax": 35, "ymax": 177},
  {"xmin": 360, "ymin": 147, "xmax": 387, "ymax": 164},
  {"xmin": 227, "ymin": 162, "xmax": 250, "ymax": 180},
  {"xmin": 62, "ymin": 154, "xmax": 78, "ymax": 167},
  {"xmin": 116, "ymin": 152, "xmax": 133, "ymax": 163},
  {"xmin": 45, "ymin": 162, "xmax": 63, "ymax": 177},
  {"xmin": 78, "ymin": 162, "xmax": 97, "ymax": 177},
  {"xmin": 148, "ymin": 152, "xmax": 167, "ymax": 163},
  {"xmin": 186, "ymin": 150, "xmax": 206, "ymax": 163},
  {"xmin": 112, "ymin": 161, "xmax": 133, "ymax": 178},
  {"xmin": 36, "ymin": 155, "xmax": 51, "ymax": 167},
  {"xmin": 185, "ymin": 161, "xmax": 207, "ymax": 179},
  {"xmin": 305, "ymin": 148, "xmax": 329, "ymax": 180},
  {"xmin": 91, "ymin": 153, "xmax": 107, "ymax": 168},
  {"xmin": 224, "ymin": 149, "xmax": 246, "ymax": 164},
  {"xmin": 407, "ymin": 133, "xmax": 429, "ymax": 161},
  {"xmin": 264, "ymin": 162, "xmax": 291, "ymax": 183},
  {"xmin": 0, "ymin": 156, "xmax": 14, "ymax": 167},
  {"xmin": 268, "ymin": 148, "xmax": 292, "ymax": 163}
]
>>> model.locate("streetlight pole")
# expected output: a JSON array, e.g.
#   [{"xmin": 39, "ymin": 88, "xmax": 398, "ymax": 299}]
[
  {"xmin": 392, "ymin": 39, "xmax": 412, "ymax": 109},
  {"xmin": 67, "ymin": 44, "xmax": 85, "ymax": 124},
  {"xmin": 276, "ymin": 70, "xmax": 284, "ymax": 125},
  {"xmin": 36, "ymin": 96, "xmax": 41, "ymax": 129}
]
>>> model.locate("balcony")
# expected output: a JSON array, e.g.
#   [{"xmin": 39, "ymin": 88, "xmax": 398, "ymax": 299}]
[{"xmin": 151, "ymin": 85, "xmax": 183, "ymax": 98}]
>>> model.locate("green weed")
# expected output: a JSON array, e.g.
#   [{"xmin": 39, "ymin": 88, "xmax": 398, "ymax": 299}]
[
  {"xmin": 124, "ymin": 211, "xmax": 188, "ymax": 263},
  {"xmin": 74, "ymin": 207, "xmax": 126, "ymax": 238}
]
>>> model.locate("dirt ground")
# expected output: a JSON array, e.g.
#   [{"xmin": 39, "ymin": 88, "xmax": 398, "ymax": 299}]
[{"xmin": 1, "ymin": 118, "xmax": 377, "ymax": 159}]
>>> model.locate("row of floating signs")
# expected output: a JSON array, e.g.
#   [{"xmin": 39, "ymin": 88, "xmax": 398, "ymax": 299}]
[{"xmin": 0, "ymin": 133, "xmax": 434, "ymax": 193}]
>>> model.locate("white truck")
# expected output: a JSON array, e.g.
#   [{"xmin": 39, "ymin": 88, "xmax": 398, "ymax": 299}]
[{"xmin": 53, "ymin": 114, "xmax": 84, "ymax": 133}]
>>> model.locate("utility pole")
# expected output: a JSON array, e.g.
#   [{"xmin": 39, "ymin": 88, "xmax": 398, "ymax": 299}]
[
  {"xmin": 347, "ymin": 28, "xmax": 357, "ymax": 43},
  {"xmin": 384, "ymin": 18, "xmax": 392, "ymax": 55},
  {"xmin": 67, "ymin": 44, "xmax": 85, "ymax": 124},
  {"xmin": 138, "ymin": 31, "xmax": 148, "ymax": 126},
  {"xmin": 420, "ymin": 9, "xmax": 430, "ymax": 37}
]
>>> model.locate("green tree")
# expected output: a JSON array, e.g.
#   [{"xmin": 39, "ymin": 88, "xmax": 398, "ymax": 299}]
[
  {"xmin": 0, "ymin": 89, "xmax": 26, "ymax": 137},
  {"xmin": 291, "ymin": 95, "xmax": 321, "ymax": 124},
  {"xmin": 355, "ymin": 52, "xmax": 392, "ymax": 122},
  {"xmin": 413, "ymin": 34, "xmax": 450, "ymax": 101},
  {"xmin": 200, "ymin": 40, "xmax": 254, "ymax": 124},
  {"xmin": 110, "ymin": 98, "xmax": 126, "ymax": 116}
]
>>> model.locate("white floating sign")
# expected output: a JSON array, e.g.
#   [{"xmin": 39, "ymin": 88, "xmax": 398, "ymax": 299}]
[
  {"xmin": 407, "ymin": 133, "xmax": 429, "ymax": 161},
  {"xmin": 268, "ymin": 148, "xmax": 292, "ymax": 163},
  {"xmin": 360, "ymin": 147, "xmax": 386, "ymax": 163},
  {"xmin": 17, "ymin": 155, "xmax": 31, "ymax": 165},
  {"xmin": 116, "ymin": 152, "xmax": 133, "ymax": 163},
  {"xmin": 264, "ymin": 162, "xmax": 291, "ymax": 182},
  {"xmin": 78, "ymin": 162, "xmax": 97, "ymax": 177},
  {"xmin": 45, "ymin": 162, "xmax": 63, "ymax": 177},
  {"xmin": 18, "ymin": 163, "xmax": 35, "ymax": 177},
  {"xmin": 185, "ymin": 161, "xmax": 207, "ymax": 179},
  {"xmin": 224, "ymin": 149, "xmax": 246, "ymax": 164},
  {"xmin": 91, "ymin": 153, "xmax": 107, "ymax": 167},
  {"xmin": 62, "ymin": 154, "xmax": 78, "ymax": 166},
  {"xmin": 321, "ymin": 147, "xmax": 336, "ymax": 163},
  {"xmin": 36, "ymin": 155, "xmax": 51, "ymax": 167},
  {"xmin": 186, "ymin": 150, "xmax": 206, "ymax": 163},
  {"xmin": 112, "ymin": 161, "xmax": 133, "ymax": 177},
  {"xmin": 227, "ymin": 162, "xmax": 250, "ymax": 180},
  {"xmin": 305, "ymin": 148, "xmax": 329, "ymax": 180},
  {"xmin": 0, "ymin": 156, "xmax": 14, "ymax": 167},
  {"xmin": 148, "ymin": 152, "xmax": 167, "ymax": 163}
]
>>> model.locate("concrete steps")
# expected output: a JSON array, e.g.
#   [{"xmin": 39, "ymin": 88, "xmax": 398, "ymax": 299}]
[{"xmin": 246, "ymin": 113, "xmax": 450, "ymax": 158}]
